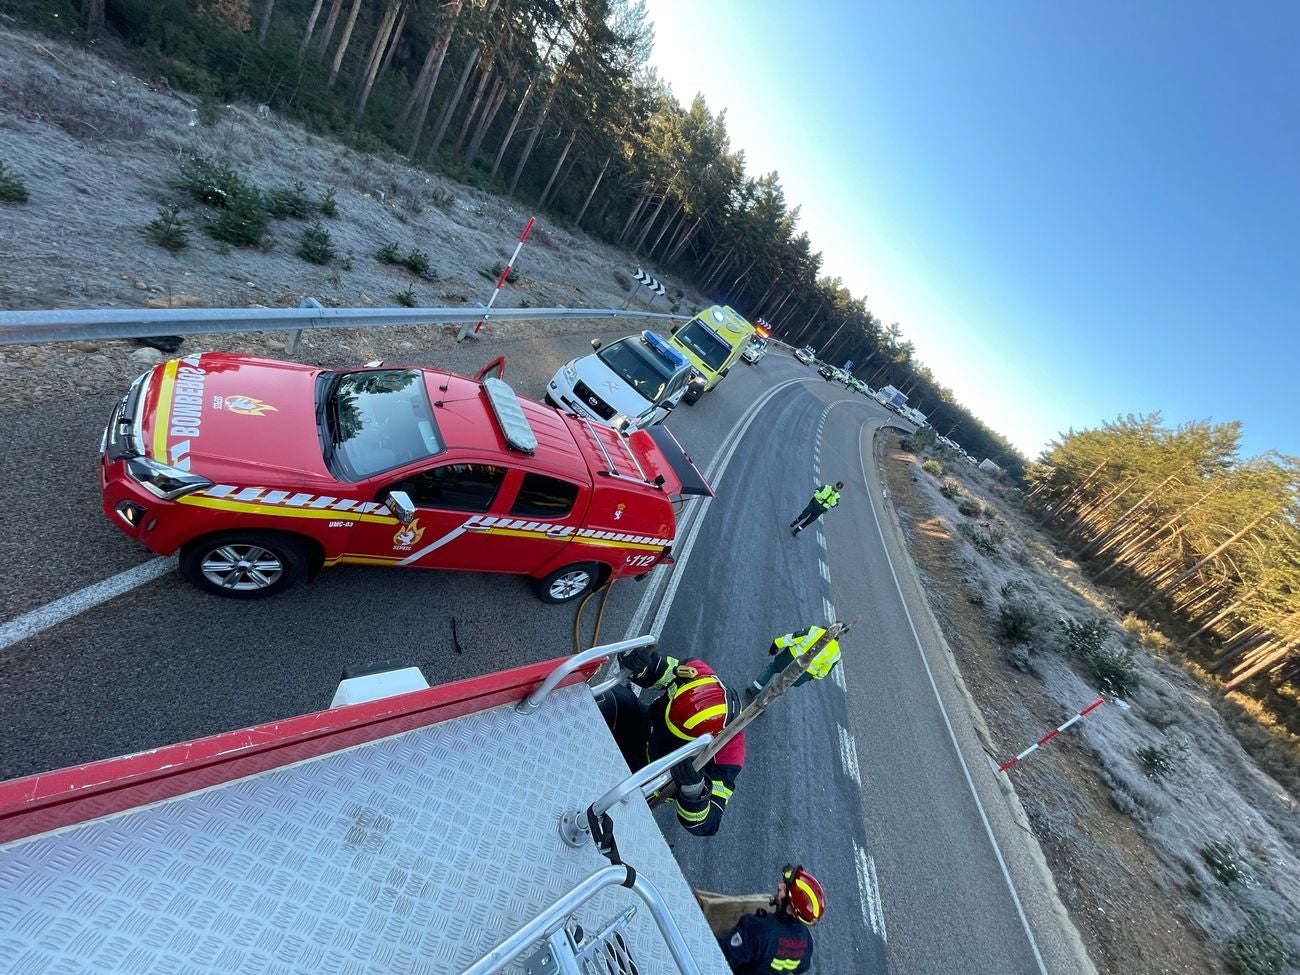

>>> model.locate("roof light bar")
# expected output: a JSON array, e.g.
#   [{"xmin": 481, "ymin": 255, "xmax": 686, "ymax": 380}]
[
  {"xmin": 641, "ymin": 330, "xmax": 689, "ymax": 369},
  {"xmin": 483, "ymin": 377, "xmax": 538, "ymax": 454}
]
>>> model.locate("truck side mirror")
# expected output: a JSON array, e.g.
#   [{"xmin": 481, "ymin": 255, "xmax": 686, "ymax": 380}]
[
  {"xmin": 590, "ymin": 339, "xmax": 602, "ymax": 351},
  {"xmin": 384, "ymin": 490, "xmax": 416, "ymax": 525}
]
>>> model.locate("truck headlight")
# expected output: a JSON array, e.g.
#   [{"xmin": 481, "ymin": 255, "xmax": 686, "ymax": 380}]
[
  {"xmin": 562, "ymin": 359, "xmax": 578, "ymax": 384},
  {"xmin": 125, "ymin": 457, "xmax": 212, "ymax": 500}
]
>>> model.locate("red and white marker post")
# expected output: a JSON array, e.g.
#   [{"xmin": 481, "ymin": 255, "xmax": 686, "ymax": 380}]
[
  {"xmin": 458, "ymin": 215, "xmax": 535, "ymax": 341},
  {"xmin": 997, "ymin": 697, "xmax": 1104, "ymax": 773}
]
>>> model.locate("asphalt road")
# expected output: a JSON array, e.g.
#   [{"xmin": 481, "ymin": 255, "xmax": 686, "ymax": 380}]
[{"xmin": 0, "ymin": 337, "xmax": 1051, "ymax": 974}]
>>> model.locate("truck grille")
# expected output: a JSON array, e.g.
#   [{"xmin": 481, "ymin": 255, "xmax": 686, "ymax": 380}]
[{"xmin": 572, "ymin": 380, "xmax": 617, "ymax": 420}]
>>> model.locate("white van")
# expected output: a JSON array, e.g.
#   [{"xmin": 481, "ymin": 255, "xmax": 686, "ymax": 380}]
[{"xmin": 546, "ymin": 330, "xmax": 694, "ymax": 430}]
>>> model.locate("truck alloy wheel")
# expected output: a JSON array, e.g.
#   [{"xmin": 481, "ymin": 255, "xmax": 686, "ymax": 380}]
[
  {"xmin": 534, "ymin": 563, "xmax": 599, "ymax": 603},
  {"xmin": 180, "ymin": 531, "xmax": 308, "ymax": 599}
]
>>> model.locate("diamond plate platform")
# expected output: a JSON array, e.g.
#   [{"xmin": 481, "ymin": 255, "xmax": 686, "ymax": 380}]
[{"xmin": 0, "ymin": 686, "xmax": 729, "ymax": 974}]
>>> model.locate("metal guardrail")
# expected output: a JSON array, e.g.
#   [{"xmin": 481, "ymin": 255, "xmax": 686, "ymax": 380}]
[{"xmin": 0, "ymin": 302, "xmax": 689, "ymax": 347}]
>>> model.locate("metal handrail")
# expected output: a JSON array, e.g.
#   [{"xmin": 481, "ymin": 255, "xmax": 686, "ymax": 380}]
[
  {"xmin": 0, "ymin": 303, "xmax": 688, "ymax": 347},
  {"xmin": 516, "ymin": 635, "xmax": 655, "ymax": 714},
  {"xmin": 461, "ymin": 864, "xmax": 702, "ymax": 975},
  {"xmin": 558, "ymin": 735, "xmax": 713, "ymax": 848}
]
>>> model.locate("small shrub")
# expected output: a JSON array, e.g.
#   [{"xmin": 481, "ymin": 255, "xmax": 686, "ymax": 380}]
[
  {"xmin": 939, "ymin": 479, "xmax": 960, "ymax": 500},
  {"xmin": 1200, "ymin": 840, "xmax": 1252, "ymax": 886},
  {"xmin": 0, "ymin": 162, "xmax": 30, "ymax": 203},
  {"xmin": 428, "ymin": 186, "xmax": 454, "ymax": 210},
  {"xmin": 376, "ymin": 241, "xmax": 402, "ymax": 264},
  {"xmin": 957, "ymin": 498, "xmax": 982, "ymax": 517},
  {"xmin": 207, "ymin": 184, "xmax": 268, "ymax": 246},
  {"xmin": 266, "ymin": 180, "xmax": 312, "ymax": 218},
  {"xmin": 921, "ymin": 459, "xmax": 944, "ymax": 476},
  {"xmin": 957, "ymin": 521, "xmax": 1000, "ymax": 557},
  {"xmin": 1061, "ymin": 617, "xmax": 1110, "ymax": 657},
  {"xmin": 1004, "ymin": 642, "xmax": 1036, "ymax": 673},
  {"xmin": 144, "ymin": 205, "xmax": 189, "ymax": 252},
  {"xmin": 1135, "ymin": 739, "xmax": 1185, "ymax": 781},
  {"xmin": 178, "ymin": 155, "xmax": 246, "ymax": 208},
  {"xmin": 999, "ymin": 596, "xmax": 1040, "ymax": 644},
  {"xmin": 393, "ymin": 287, "xmax": 418, "ymax": 307},
  {"xmin": 297, "ymin": 222, "xmax": 336, "ymax": 264},
  {"xmin": 405, "ymin": 248, "xmax": 433, "ymax": 278},
  {"xmin": 1083, "ymin": 644, "xmax": 1141, "ymax": 697},
  {"xmin": 196, "ymin": 94, "xmax": 223, "ymax": 127},
  {"xmin": 999, "ymin": 580, "xmax": 1026, "ymax": 600},
  {"xmin": 339, "ymin": 250, "xmax": 354, "ymax": 271},
  {"xmin": 319, "ymin": 187, "xmax": 338, "ymax": 218},
  {"xmin": 488, "ymin": 261, "xmax": 517, "ymax": 284},
  {"xmin": 1121, "ymin": 613, "xmax": 1171, "ymax": 651},
  {"xmin": 1225, "ymin": 918, "xmax": 1290, "ymax": 975}
]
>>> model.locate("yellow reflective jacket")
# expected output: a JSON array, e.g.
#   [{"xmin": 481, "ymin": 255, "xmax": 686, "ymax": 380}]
[
  {"xmin": 812, "ymin": 485, "xmax": 840, "ymax": 509},
  {"xmin": 774, "ymin": 626, "xmax": 841, "ymax": 679}
]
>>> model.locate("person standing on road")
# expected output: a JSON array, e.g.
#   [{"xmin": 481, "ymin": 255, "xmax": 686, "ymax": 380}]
[
  {"xmin": 597, "ymin": 644, "xmax": 745, "ymax": 837},
  {"xmin": 746, "ymin": 624, "xmax": 843, "ymax": 700},
  {"xmin": 790, "ymin": 481, "xmax": 843, "ymax": 535},
  {"xmin": 717, "ymin": 865, "xmax": 824, "ymax": 973}
]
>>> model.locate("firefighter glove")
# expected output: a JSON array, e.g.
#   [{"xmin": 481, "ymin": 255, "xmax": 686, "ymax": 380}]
[
  {"xmin": 768, "ymin": 642, "xmax": 780, "ymax": 656},
  {"xmin": 670, "ymin": 758, "xmax": 707, "ymax": 801},
  {"xmin": 619, "ymin": 644, "xmax": 657, "ymax": 681}
]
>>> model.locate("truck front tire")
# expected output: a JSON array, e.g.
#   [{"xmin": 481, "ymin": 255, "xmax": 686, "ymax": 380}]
[{"xmin": 180, "ymin": 530, "xmax": 309, "ymax": 599}]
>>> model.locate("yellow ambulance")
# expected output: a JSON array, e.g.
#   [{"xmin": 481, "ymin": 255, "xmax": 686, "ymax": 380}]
[{"xmin": 669, "ymin": 305, "xmax": 756, "ymax": 403}]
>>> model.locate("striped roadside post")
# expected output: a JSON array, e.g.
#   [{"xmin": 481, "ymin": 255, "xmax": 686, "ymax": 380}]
[
  {"xmin": 458, "ymin": 215, "xmax": 535, "ymax": 341},
  {"xmin": 997, "ymin": 697, "xmax": 1104, "ymax": 773},
  {"xmin": 622, "ymin": 267, "xmax": 668, "ymax": 309}
]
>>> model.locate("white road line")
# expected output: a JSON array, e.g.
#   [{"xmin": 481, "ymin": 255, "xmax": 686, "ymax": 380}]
[
  {"xmin": 832, "ymin": 661, "xmax": 847, "ymax": 691},
  {"xmin": 838, "ymin": 724, "xmax": 862, "ymax": 788},
  {"xmin": 818, "ymin": 559, "xmax": 831, "ymax": 583},
  {"xmin": 859, "ymin": 418, "xmax": 1048, "ymax": 973},
  {"xmin": 624, "ymin": 377, "xmax": 811, "ymax": 640},
  {"xmin": 854, "ymin": 842, "xmax": 881, "ymax": 938},
  {"xmin": 868, "ymin": 853, "xmax": 888, "ymax": 942},
  {"xmin": 822, "ymin": 596, "xmax": 836, "ymax": 622},
  {"xmin": 0, "ymin": 559, "xmax": 173, "ymax": 652},
  {"xmin": 816, "ymin": 531, "xmax": 826, "ymax": 550}
]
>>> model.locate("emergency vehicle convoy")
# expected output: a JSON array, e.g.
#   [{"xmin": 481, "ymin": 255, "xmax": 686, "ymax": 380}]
[
  {"xmin": 668, "ymin": 305, "xmax": 756, "ymax": 403},
  {"xmin": 99, "ymin": 352, "xmax": 710, "ymax": 602},
  {"xmin": 0, "ymin": 641, "xmax": 739, "ymax": 973}
]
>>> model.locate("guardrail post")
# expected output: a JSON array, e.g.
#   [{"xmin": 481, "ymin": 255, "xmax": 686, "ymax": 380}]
[{"xmin": 292, "ymin": 297, "xmax": 323, "ymax": 354}]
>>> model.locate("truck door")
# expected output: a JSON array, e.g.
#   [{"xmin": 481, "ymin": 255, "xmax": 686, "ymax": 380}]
[{"xmin": 487, "ymin": 471, "xmax": 584, "ymax": 573}]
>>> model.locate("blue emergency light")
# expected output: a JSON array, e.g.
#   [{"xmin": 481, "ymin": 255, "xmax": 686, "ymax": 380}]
[{"xmin": 641, "ymin": 330, "xmax": 689, "ymax": 369}]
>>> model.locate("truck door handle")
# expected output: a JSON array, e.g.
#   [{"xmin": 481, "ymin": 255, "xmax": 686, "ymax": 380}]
[{"xmin": 464, "ymin": 523, "xmax": 492, "ymax": 532}]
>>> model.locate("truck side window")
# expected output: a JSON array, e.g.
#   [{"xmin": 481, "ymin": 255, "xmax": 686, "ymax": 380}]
[
  {"xmin": 391, "ymin": 464, "xmax": 506, "ymax": 512},
  {"xmin": 510, "ymin": 473, "xmax": 580, "ymax": 518}
]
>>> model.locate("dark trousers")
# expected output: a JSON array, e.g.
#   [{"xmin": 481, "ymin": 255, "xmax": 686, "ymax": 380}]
[
  {"xmin": 597, "ymin": 684, "xmax": 650, "ymax": 771},
  {"xmin": 791, "ymin": 500, "xmax": 826, "ymax": 530}
]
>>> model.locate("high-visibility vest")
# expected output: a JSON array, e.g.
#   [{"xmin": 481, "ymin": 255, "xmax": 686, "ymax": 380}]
[
  {"xmin": 813, "ymin": 485, "xmax": 840, "ymax": 508},
  {"xmin": 774, "ymin": 626, "xmax": 841, "ymax": 679}
]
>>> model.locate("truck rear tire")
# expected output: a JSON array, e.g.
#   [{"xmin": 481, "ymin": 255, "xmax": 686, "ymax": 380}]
[{"xmin": 533, "ymin": 562, "xmax": 600, "ymax": 603}]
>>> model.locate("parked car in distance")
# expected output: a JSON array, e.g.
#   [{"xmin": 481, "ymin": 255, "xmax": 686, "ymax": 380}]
[
  {"xmin": 742, "ymin": 336, "xmax": 769, "ymax": 364},
  {"xmin": 794, "ymin": 346, "xmax": 816, "ymax": 366}
]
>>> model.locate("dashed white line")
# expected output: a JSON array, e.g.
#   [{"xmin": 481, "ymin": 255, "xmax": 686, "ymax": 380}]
[
  {"xmin": 816, "ymin": 531, "xmax": 826, "ymax": 550},
  {"xmin": 854, "ymin": 842, "xmax": 887, "ymax": 941},
  {"xmin": 0, "ymin": 559, "xmax": 173, "ymax": 652},
  {"xmin": 838, "ymin": 724, "xmax": 862, "ymax": 788},
  {"xmin": 818, "ymin": 559, "xmax": 831, "ymax": 583},
  {"xmin": 832, "ymin": 661, "xmax": 847, "ymax": 691},
  {"xmin": 822, "ymin": 597, "xmax": 836, "ymax": 622}
]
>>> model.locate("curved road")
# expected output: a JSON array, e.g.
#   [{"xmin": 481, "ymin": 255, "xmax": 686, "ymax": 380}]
[{"xmin": 0, "ymin": 337, "xmax": 1054, "ymax": 973}]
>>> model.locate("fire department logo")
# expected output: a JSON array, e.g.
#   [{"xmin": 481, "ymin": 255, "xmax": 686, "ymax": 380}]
[
  {"xmin": 225, "ymin": 395, "xmax": 278, "ymax": 417},
  {"xmin": 613, "ymin": 503, "xmax": 626, "ymax": 521},
  {"xmin": 393, "ymin": 519, "xmax": 425, "ymax": 549}
]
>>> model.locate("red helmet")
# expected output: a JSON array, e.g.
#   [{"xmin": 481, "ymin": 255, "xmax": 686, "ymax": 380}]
[
  {"xmin": 663, "ymin": 670, "xmax": 732, "ymax": 741},
  {"xmin": 783, "ymin": 866, "xmax": 825, "ymax": 925}
]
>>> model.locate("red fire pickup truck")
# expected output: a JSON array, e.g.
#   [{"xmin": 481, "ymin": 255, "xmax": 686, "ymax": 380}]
[{"xmin": 99, "ymin": 353, "xmax": 711, "ymax": 602}]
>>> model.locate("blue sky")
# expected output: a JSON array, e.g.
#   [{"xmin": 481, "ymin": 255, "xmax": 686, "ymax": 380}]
[{"xmin": 640, "ymin": 0, "xmax": 1299, "ymax": 462}]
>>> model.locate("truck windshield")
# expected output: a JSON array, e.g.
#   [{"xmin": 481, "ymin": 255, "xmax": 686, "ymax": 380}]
[
  {"xmin": 597, "ymin": 339, "xmax": 673, "ymax": 403},
  {"xmin": 675, "ymin": 320, "xmax": 733, "ymax": 371},
  {"xmin": 318, "ymin": 369, "xmax": 444, "ymax": 479}
]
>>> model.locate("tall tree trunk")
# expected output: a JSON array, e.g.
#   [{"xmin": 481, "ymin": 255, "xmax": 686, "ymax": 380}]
[
  {"xmin": 315, "ymin": 0, "xmax": 346, "ymax": 54},
  {"xmin": 667, "ymin": 214, "xmax": 701, "ymax": 263},
  {"xmin": 574, "ymin": 154, "xmax": 610, "ymax": 226},
  {"xmin": 619, "ymin": 184, "xmax": 653, "ymax": 243},
  {"xmin": 299, "ymin": 0, "xmax": 327, "ymax": 56},
  {"xmin": 467, "ymin": 76, "xmax": 507, "ymax": 161},
  {"xmin": 328, "ymin": 0, "xmax": 365, "ymax": 89},
  {"xmin": 81, "ymin": 0, "xmax": 105, "ymax": 37},
  {"xmin": 1080, "ymin": 464, "xmax": 1195, "ymax": 558},
  {"xmin": 354, "ymin": 0, "xmax": 402, "ymax": 121},
  {"xmin": 258, "ymin": 0, "xmax": 276, "ymax": 45},
  {"xmin": 1133, "ymin": 514, "xmax": 1272, "ymax": 613},
  {"xmin": 537, "ymin": 126, "xmax": 578, "ymax": 208},
  {"xmin": 455, "ymin": 66, "xmax": 492, "ymax": 154},
  {"xmin": 406, "ymin": 0, "xmax": 465, "ymax": 156},
  {"xmin": 507, "ymin": 53, "xmax": 577, "ymax": 195},
  {"xmin": 428, "ymin": 40, "xmax": 486, "ymax": 158},
  {"xmin": 491, "ymin": 25, "xmax": 563, "ymax": 177},
  {"xmin": 1225, "ymin": 639, "xmax": 1300, "ymax": 690},
  {"xmin": 379, "ymin": 4, "xmax": 407, "ymax": 77},
  {"xmin": 648, "ymin": 201, "xmax": 686, "ymax": 260},
  {"xmin": 634, "ymin": 182, "xmax": 673, "ymax": 250}
]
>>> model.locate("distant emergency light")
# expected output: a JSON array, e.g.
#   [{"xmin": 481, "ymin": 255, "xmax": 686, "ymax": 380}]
[
  {"xmin": 482, "ymin": 377, "xmax": 538, "ymax": 454},
  {"xmin": 641, "ymin": 330, "xmax": 689, "ymax": 369},
  {"xmin": 711, "ymin": 309, "xmax": 725, "ymax": 323}
]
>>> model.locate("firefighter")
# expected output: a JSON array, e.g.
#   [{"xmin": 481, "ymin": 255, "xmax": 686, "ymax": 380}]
[
  {"xmin": 790, "ymin": 481, "xmax": 843, "ymax": 535},
  {"xmin": 598, "ymin": 644, "xmax": 744, "ymax": 837},
  {"xmin": 746, "ymin": 623, "xmax": 843, "ymax": 700},
  {"xmin": 717, "ymin": 865, "xmax": 824, "ymax": 973}
]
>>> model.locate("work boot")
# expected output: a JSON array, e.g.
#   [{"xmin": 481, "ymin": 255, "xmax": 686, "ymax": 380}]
[{"xmin": 792, "ymin": 527, "xmax": 800, "ymax": 536}]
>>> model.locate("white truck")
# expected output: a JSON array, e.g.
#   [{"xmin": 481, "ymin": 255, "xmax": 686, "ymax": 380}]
[
  {"xmin": 547, "ymin": 330, "xmax": 694, "ymax": 430},
  {"xmin": 875, "ymin": 385, "xmax": 908, "ymax": 411}
]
